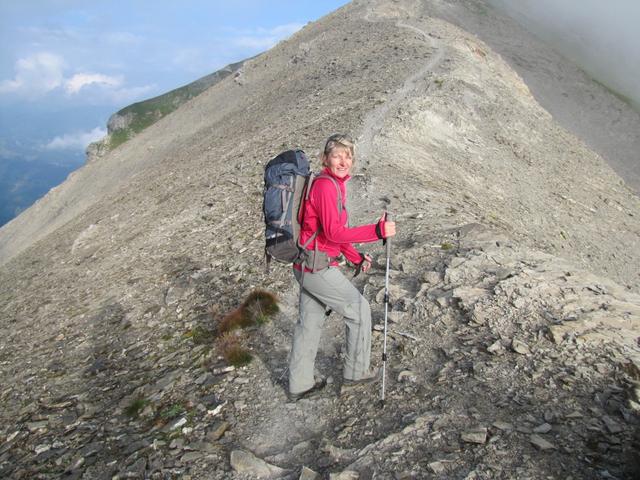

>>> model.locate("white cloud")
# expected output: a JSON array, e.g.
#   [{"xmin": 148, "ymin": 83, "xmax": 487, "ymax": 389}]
[
  {"xmin": 0, "ymin": 52, "xmax": 65, "ymax": 96},
  {"xmin": 44, "ymin": 127, "xmax": 107, "ymax": 151},
  {"xmin": 0, "ymin": 51, "xmax": 153, "ymax": 104},
  {"xmin": 232, "ymin": 22, "xmax": 304, "ymax": 50},
  {"xmin": 64, "ymin": 73, "xmax": 123, "ymax": 94}
]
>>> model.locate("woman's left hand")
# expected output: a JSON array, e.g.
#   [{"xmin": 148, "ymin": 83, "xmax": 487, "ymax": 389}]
[{"xmin": 361, "ymin": 253, "xmax": 373, "ymax": 273}]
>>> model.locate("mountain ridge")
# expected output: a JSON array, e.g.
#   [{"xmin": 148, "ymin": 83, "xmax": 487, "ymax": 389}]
[{"xmin": 86, "ymin": 59, "xmax": 248, "ymax": 163}]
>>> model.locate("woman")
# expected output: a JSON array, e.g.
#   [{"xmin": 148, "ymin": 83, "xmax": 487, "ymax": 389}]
[{"xmin": 288, "ymin": 134, "xmax": 396, "ymax": 401}]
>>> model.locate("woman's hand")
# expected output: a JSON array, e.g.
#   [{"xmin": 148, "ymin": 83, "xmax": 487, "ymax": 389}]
[
  {"xmin": 361, "ymin": 253, "xmax": 373, "ymax": 273},
  {"xmin": 384, "ymin": 221, "xmax": 396, "ymax": 238},
  {"xmin": 379, "ymin": 214, "xmax": 396, "ymax": 238}
]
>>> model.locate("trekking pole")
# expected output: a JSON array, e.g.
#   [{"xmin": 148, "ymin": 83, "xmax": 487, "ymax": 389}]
[{"xmin": 380, "ymin": 212, "xmax": 392, "ymax": 407}]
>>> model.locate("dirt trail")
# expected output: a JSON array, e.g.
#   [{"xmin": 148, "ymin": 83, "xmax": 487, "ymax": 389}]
[{"xmin": 357, "ymin": 15, "xmax": 445, "ymax": 170}]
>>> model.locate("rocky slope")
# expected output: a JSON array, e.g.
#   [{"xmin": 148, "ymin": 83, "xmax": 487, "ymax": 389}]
[
  {"xmin": 0, "ymin": 0, "xmax": 639, "ymax": 478},
  {"xmin": 435, "ymin": 0, "xmax": 640, "ymax": 194}
]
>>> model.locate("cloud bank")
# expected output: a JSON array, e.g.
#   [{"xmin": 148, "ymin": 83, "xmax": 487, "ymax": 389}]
[
  {"xmin": 487, "ymin": 0, "xmax": 640, "ymax": 108},
  {"xmin": 0, "ymin": 52, "xmax": 65, "ymax": 97},
  {"xmin": 0, "ymin": 52, "xmax": 154, "ymax": 104},
  {"xmin": 44, "ymin": 127, "xmax": 107, "ymax": 151},
  {"xmin": 64, "ymin": 73, "xmax": 123, "ymax": 94}
]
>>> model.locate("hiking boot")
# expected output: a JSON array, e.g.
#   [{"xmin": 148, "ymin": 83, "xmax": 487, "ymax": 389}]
[
  {"xmin": 342, "ymin": 367, "xmax": 381, "ymax": 386},
  {"xmin": 287, "ymin": 378, "xmax": 327, "ymax": 402}
]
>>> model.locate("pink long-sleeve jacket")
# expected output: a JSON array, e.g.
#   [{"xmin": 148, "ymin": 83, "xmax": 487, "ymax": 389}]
[{"xmin": 295, "ymin": 167, "xmax": 385, "ymax": 271}]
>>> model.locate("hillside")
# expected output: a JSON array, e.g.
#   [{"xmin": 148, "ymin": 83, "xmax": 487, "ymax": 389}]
[
  {"xmin": 86, "ymin": 59, "xmax": 248, "ymax": 162},
  {"xmin": 0, "ymin": 0, "xmax": 639, "ymax": 478}
]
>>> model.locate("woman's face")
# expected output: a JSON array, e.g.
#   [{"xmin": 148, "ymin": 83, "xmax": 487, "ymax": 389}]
[{"xmin": 323, "ymin": 146, "xmax": 353, "ymax": 178}]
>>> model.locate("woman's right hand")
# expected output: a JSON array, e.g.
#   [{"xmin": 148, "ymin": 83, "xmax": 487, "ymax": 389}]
[
  {"xmin": 379, "ymin": 214, "xmax": 396, "ymax": 238},
  {"xmin": 384, "ymin": 221, "xmax": 396, "ymax": 237}
]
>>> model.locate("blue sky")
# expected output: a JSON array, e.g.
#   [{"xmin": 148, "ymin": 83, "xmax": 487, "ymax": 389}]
[{"xmin": 0, "ymin": 1, "xmax": 348, "ymax": 154}]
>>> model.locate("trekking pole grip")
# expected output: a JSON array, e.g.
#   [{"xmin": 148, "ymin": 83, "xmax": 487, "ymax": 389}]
[{"xmin": 385, "ymin": 212, "xmax": 392, "ymax": 255}]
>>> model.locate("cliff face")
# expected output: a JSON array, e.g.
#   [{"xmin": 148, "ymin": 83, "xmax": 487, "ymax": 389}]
[{"xmin": 0, "ymin": 1, "xmax": 638, "ymax": 478}]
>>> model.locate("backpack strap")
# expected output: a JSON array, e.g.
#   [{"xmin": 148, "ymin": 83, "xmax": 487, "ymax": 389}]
[
  {"xmin": 297, "ymin": 173, "xmax": 343, "ymax": 250},
  {"xmin": 277, "ymin": 176, "xmax": 295, "ymax": 230},
  {"xmin": 306, "ymin": 173, "xmax": 343, "ymax": 215}
]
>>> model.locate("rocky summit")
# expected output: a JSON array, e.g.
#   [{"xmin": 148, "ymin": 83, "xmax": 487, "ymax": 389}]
[{"xmin": 1, "ymin": 1, "xmax": 639, "ymax": 479}]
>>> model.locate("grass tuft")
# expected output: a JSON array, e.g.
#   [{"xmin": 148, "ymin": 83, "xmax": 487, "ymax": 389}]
[
  {"xmin": 217, "ymin": 289, "xmax": 279, "ymax": 334},
  {"xmin": 217, "ymin": 307, "xmax": 252, "ymax": 334},
  {"xmin": 218, "ymin": 332, "xmax": 253, "ymax": 367},
  {"xmin": 159, "ymin": 403, "xmax": 185, "ymax": 420},
  {"xmin": 124, "ymin": 398, "xmax": 148, "ymax": 418},
  {"xmin": 183, "ymin": 325, "xmax": 215, "ymax": 344},
  {"xmin": 441, "ymin": 242, "xmax": 454, "ymax": 251}
]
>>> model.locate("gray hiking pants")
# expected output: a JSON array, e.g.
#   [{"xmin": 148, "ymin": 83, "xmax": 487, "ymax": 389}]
[{"xmin": 289, "ymin": 267, "xmax": 371, "ymax": 394}]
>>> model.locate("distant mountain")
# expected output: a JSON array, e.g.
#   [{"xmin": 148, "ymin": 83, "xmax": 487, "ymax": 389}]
[
  {"xmin": 87, "ymin": 59, "xmax": 249, "ymax": 161},
  {"xmin": 0, "ymin": 104, "xmax": 108, "ymax": 227},
  {"xmin": 0, "ymin": 158, "xmax": 72, "ymax": 225},
  {"xmin": 0, "ymin": 61, "xmax": 248, "ymax": 227}
]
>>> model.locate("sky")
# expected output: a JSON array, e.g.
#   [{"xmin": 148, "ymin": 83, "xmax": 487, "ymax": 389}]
[{"xmin": 0, "ymin": 0, "xmax": 348, "ymax": 161}]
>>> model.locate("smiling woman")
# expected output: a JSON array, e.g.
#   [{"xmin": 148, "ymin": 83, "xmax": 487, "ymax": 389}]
[{"xmin": 286, "ymin": 134, "xmax": 396, "ymax": 402}]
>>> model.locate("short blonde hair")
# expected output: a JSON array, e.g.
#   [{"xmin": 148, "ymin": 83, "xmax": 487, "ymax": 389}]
[{"xmin": 323, "ymin": 134, "xmax": 355, "ymax": 159}]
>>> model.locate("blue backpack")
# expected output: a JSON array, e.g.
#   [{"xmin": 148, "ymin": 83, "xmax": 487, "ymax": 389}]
[{"xmin": 262, "ymin": 149, "xmax": 341, "ymax": 270}]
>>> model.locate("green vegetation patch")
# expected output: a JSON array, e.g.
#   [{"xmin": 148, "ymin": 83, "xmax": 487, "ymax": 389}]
[
  {"xmin": 159, "ymin": 403, "xmax": 186, "ymax": 420},
  {"xmin": 441, "ymin": 242, "xmax": 455, "ymax": 251},
  {"xmin": 124, "ymin": 398, "xmax": 148, "ymax": 418},
  {"xmin": 183, "ymin": 325, "xmax": 215, "ymax": 345}
]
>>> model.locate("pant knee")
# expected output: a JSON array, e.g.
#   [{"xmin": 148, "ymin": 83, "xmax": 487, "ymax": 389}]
[{"xmin": 345, "ymin": 296, "xmax": 370, "ymax": 324}]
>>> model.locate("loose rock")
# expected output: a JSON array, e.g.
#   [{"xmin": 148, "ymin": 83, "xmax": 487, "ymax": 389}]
[
  {"xmin": 530, "ymin": 434, "xmax": 556, "ymax": 450},
  {"xmin": 461, "ymin": 428, "xmax": 488, "ymax": 444},
  {"xmin": 230, "ymin": 450, "xmax": 286, "ymax": 478},
  {"xmin": 511, "ymin": 338, "xmax": 531, "ymax": 355},
  {"xmin": 300, "ymin": 466, "xmax": 321, "ymax": 480}
]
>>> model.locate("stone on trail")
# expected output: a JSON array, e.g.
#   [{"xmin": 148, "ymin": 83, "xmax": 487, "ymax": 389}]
[
  {"xmin": 602, "ymin": 415, "xmax": 623, "ymax": 434},
  {"xmin": 511, "ymin": 338, "xmax": 531, "ymax": 355},
  {"xmin": 207, "ymin": 421, "xmax": 229, "ymax": 441},
  {"xmin": 329, "ymin": 471, "xmax": 360, "ymax": 480},
  {"xmin": 181, "ymin": 451, "xmax": 204, "ymax": 462},
  {"xmin": 300, "ymin": 466, "xmax": 321, "ymax": 480},
  {"xmin": 487, "ymin": 340, "xmax": 506, "ymax": 355},
  {"xmin": 397, "ymin": 370, "xmax": 418, "ymax": 382},
  {"xmin": 428, "ymin": 460, "xmax": 447, "ymax": 474},
  {"xmin": 375, "ymin": 284, "xmax": 408, "ymax": 304},
  {"xmin": 533, "ymin": 423, "xmax": 552, "ymax": 434},
  {"xmin": 230, "ymin": 449, "xmax": 286, "ymax": 478},
  {"xmin": 530, "ymin": 434, "xmax": 556, "ymax": 450},
  {"xmin": 493, "ymin": 421, "xmax": 514, "ymax": 431},
  {"xmin": 423, "ymin": 271, "xmax": 441, "ymax": 285},
  {"xmin": 461, "ymin": 427, "xmax": 488, "ymax": 444}
]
